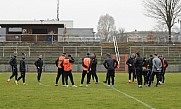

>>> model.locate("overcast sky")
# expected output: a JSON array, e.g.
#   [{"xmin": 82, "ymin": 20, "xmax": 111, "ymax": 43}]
[{"xmin": 0, "ymin": 0, "xmax": 164, "ymax": 32}]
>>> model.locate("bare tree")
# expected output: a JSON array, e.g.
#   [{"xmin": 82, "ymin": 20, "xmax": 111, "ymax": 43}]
[
  {"xmin": 118, "ymin": 28, "xmax": 125, "ymax": 34},
  {"xmin": 143, "ymin": 0, "xmax": 181, "ymax": 42},
  {"xmin": 116, "ymin": 28, "xmax": 127, "ymax": 42},
  {"xmin": 97, "ymin": 14, "xmax": 116, "ymax": 41},
  {"xmin": 154, "ymin": 22, "xmax": 168, "ymax": 32}
]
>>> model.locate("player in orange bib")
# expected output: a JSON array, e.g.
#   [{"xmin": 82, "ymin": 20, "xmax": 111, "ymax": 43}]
[
  {"xmin": 80, "ymin": 53, "xmax": 92, "ymax": 87},
  {"xmin": 61, "ymin": 54, "xmax": 77, "ymax": 87},
  {"xmin": 55, "ymin": 53, "xmax": 66, "ymax": 86}
]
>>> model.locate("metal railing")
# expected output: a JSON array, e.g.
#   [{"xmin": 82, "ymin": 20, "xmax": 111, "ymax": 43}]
[
  {"xmin": 126, "ymin": 36, "xmax": 181, "ymax": 43},
  {"xmin": 59, "ymin": 36, "xmax": 103, "ymax": 42},
  {"xmin": 0, "ymin": 46, "xmax": 30, "ymax": 57},
  {"xmin": 2, "ymin": 33, "xmax": 181, "ymax": 43},
  {"xmin": 0, "ymin": 34, "xmax": 103, "ymax": 43},
  {"xmin": 129, "ymin": 46, "xmax": 181, "ymax": 57},
  {"xmin": 63, "ymin": 46, "xmax": 103, "ymax": 57}
]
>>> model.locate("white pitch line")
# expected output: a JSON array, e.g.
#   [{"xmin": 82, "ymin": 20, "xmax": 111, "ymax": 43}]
[
  {"xmin": 38, "ymin": 82, "xmax": 155, "ymax": 109},
  {"xmin": 113, "ymin": 88, "xmax": 155, "ymax": 109},
  {"xmin": 102, "ymin": 83, "xmax": 155, "ymax": 109}
]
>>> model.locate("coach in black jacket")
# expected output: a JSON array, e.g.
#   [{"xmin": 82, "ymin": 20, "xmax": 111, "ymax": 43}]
[
  {"xmin": 17, "ymin": 53, "xmax": 26, "ymax": 85},
  {"xmin": 103, "ymin": 53, "xmax": 118, "ymax": 88},
  {"xmin": 126, "ymin": 54, "xmax": 136, "ymax": 83},
  {"xmin": 90, "ymin": 53, "xmax": 98, "ymax": 84},
  {"xmin": 34, "ymin": 55, "xmax": 43, "ymax": 83},
  {"xmin": 134, "ymin": 52, "xmax": 143, "ymax": 88}
]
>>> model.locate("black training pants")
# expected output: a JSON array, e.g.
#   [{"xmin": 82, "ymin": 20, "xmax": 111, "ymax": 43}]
[
  {"xmin": 162, "ymin": 68, "xmax": 166, "ymax": 83},
  {"xmin": 65, "ymin": 71, "xmax": 75, "ymax": 85},
  {"xmin": 37, "ymin": 68, "xmax": 42, "ymax": 82},
  {"xmin": 128, "ymin": 68, "xmax": 136, "ymax": 81},
  {"xmin": 90, "ymin": 70, "xmax": 98, "ymax": 83},
  {"xmin": 107, "ymin": 69, "xmax": 115, "ymax": 85},
  {"xmin": 10, "ymin": 67, "xmax": 18, "ymax": 80},
  {"xmin": 17, "ymin": 71, "xmax": 26, "ymax": 83},
  {"xmin": 142, "ymin": 71, "xmax": 149, "ymax": 85},
  {"xmin": 136, "ymin": 67, "xmax": 143, "ymax": 85},
  {"xmin": 56, "ymin": 68, "xmax": 65, "ymax": 85},
  {"xmin": 81, "ymin": 70, "xmax": 91, "ymax": 84},
  {"xmin": 149, "ymin": 72, "xmax": 161, "ymax": 86}
]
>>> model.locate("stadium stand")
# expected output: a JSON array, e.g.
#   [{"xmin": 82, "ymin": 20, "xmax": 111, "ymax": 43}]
[{"xmin": 0, "ymin": 42, "xmax": 181, "ymax": 72}]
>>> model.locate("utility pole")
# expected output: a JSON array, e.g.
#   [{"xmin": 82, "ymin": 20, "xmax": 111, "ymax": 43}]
[
  {"xmin": 178, "ymin": 19, "xmax": 181, "ymax": 42},
  {"xmin": 180, "ymin": 20, "xmax": 181, "ymax": 42},
  {"xmin": 57, "ymin": 0, "xmax": 60, "ymax": 21}
]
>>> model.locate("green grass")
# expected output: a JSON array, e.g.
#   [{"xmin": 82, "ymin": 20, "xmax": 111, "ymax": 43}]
[{"xmin": 0, "ymin": 72, "xmax": 181, "ymax": 109}]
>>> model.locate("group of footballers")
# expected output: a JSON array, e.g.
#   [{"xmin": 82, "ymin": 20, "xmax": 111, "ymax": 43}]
[
  {"xmin": 6, "ymin": 51, "xmax": 166, "ymax": 88},
  {"xmin": 7, "ymin": 53, "xmax": 44, "ymax": 85},
  {"xmin": 54, "ymin": 52, "xmax": 118, "ymax": 88},
  {"xmin": 6, "ymin": 52, "xmax": 118, "ymax": 88},
  {"xmin": 126, "ymin": 52, "xmax": 168, "ymax": 88},
  {"xmin": 54, "ymin": 52, "xmax": 99, "ymax": 87}
]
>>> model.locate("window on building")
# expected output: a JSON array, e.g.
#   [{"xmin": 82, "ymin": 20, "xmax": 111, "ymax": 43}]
[{"xmin": 32, "ymin": 29, "xmax": 47, "ymax": 34}]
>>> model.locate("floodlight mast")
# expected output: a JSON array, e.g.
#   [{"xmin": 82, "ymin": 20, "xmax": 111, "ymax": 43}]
[
  {"xmin": 57, "ymin": 0, "xmax": 60, "ymax": 21},
  {"xmin": 180, "ymin": 19, "xmax": 181, "ymax": 42}
]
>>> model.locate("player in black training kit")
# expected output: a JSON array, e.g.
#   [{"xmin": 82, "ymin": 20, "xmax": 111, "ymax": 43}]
[
  {"xmin": 17, "ymin": 53, "xmax": 27, "ymax": 85},
  {"xmin": 134, "ymin": 52, "xmax": 143, "ymax": 88},
  {"xmin": 7, "ymin": 53, "xmax": 18, "ymax": 85},
  {"xmin": 89, "ymin": 53, "xmax": 98, "ymax": 84},
  {"xmin": 34, "ymin": 55, "xmax": 44, "ymax": 84},
  {"xmin": 126, "ymin": 54, "xmax": 136, "ymax": 84},
  {"xmin": 103, "ymin": 53, "xmax": 118, "ymax": 88}
]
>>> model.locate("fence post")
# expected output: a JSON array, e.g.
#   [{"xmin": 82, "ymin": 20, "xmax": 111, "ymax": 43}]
[
  {"xmin": 101, "ymin": 46, "xmax": 102, "ymax": 56},
  {"xmin": 143, "ymin": 46, "xmax": 145, "ymax": 55},
  {"xmin": 16, "ymin": 46, "xmax": 18, "ymax": 54},
  {"xmin": 88, "ymin": 47, "xmax": 90, "ymax": 53},
  {"xmin": 3, "ymin": 47, "xmax": 4, "ymax": 57},
  {"xmin": 129, "ymin": 47, "xmax": 132, "ymax": 54},
  {"xmin": 36, "ymin": 35, "xmax": 38, "ymax": 42},
  {"xmin": 43, "ymin": 53, "xmax": 46, "ymax": 72},
  {"xmin": 63, "ymin": 46, "xmax": 64, "ymax": 53},
  {"xmin": 75, "ymin": 47, "xmax": 77, "ymax": 57},
  {"xmin": 28, "ymin": 47, "xmax": 31, "ymax": 56},
  {"xmin": 51, "ymin": 35, "xmax": 54, "ymax": 44}
]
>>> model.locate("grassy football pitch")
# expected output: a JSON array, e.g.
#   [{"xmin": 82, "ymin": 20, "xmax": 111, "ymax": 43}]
[{"xmin": 0, "ymin": 72, "xmax": 181, "ymax": 109}]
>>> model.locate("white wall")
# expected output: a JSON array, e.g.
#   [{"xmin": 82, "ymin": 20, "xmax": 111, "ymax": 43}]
[{"xmin": 0, "ymin": 28, "xmax": 6, "ymax": 42}]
